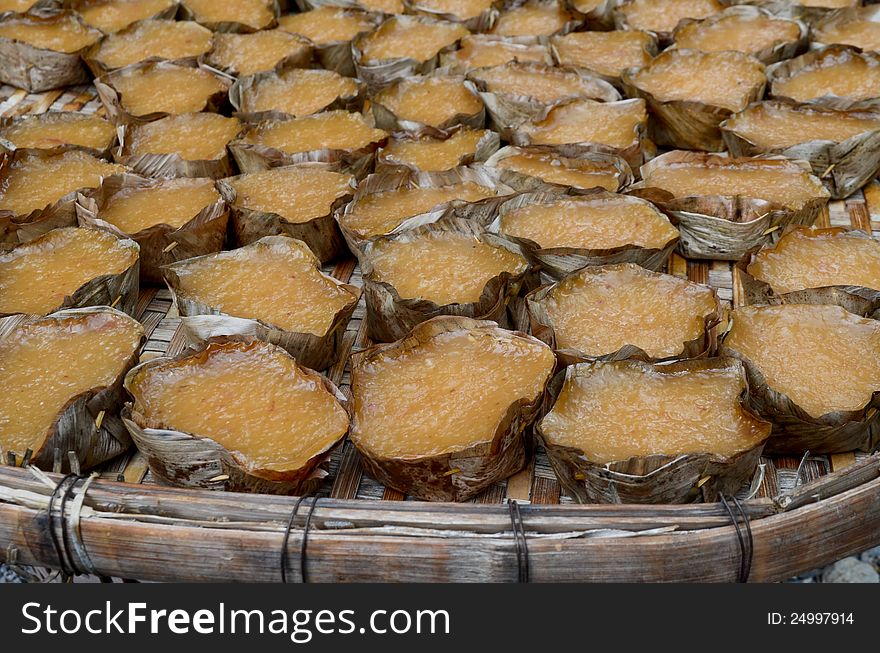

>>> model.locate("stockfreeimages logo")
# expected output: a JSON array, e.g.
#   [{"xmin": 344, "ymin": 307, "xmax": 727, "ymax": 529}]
[{"xmin": 20, "ymin": 602, "xmax": 451, "ymax": 643}]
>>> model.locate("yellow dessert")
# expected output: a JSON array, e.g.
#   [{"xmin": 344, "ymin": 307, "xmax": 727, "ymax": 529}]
[
  {"xmin": 0, "ymin": 0, "xmax": 40, "ymax": 13},
  {"xmin": 207, "ymin": 30, "xmax": 312, "ymax": 76},
  {"xmin": 521, "ymin": 99, "xmax": 646, "ymax": 149},
  {"xmin": 723, "ymin": 102, "xmax": 880, "ymax": 149},
  {"xmin": 352, "ymin": 326, "xmax": 554, "ymax": 458},
  {"xmin": 278, "ymin": 7, "xmax": 375, "ymax": 44},
  {"xmin": 797, "ymin": 0, "xmax": 857, "ymax": 7},
  {"xmin": 110, "ymin": 65, "xmax": 227, "ymax": 116},
  {"xmin": 182, "ymin": 0, "xmax": 275, "ymax": 30},
  {"xmin": 641, "ymin": 157, "xmax": 828, "ymax": 211},
  {"xmin": 772, "ymin": 50, "xmax": 880, "ymax": 102},
  {"xmin": 341, "ymin": 182, "xmax": 497, "ymax": 238},
  {"xmin": 618, "ymin": 0, "xmax": 722, "ymax": 35},
  {"xmin": 0, "ymin": 113, "xmax": 115, "ymax": 152},
  {"xmin": 540, "ymin": 360, "xmax": 768, "ymax": 464},
  {"xmin": 368, "ymin": 231, "xmax": 527, "ymax": 304},
  {"xmin": 128, "ymin": 339, "xmax": 349, "ymax": 472},
  {"xmin": 92, "ymin": 19, "xmax": 213, "ymax": 69},
  {"xmin": 169, "ymin": 238, "xmax": 357, "ymax": 335},
  {"xmin": 673, "ymin": 12, "xmax": 801, "ymax": 55},
  {"xmin": 128, "ymin": 113, "xmax": 240, "ymax": 161},
  {"xmin": 359, "ymin": 16, "xmax": 468, "ymax": 63},
  {"xmin": 374, "ymin": 76, "xmax": 481, "ymax": 127},
  {"xmin": 552, "ymin": 30, "xmax": 654, "ymax": 79},
  {"xmin": 627, "ymin": 50, "xmax": 765, "ymax": 112},
  {"xmin": 411, "ymin": 0, "xmax": 494, "ymax": 20},
  {"xmin": 474, "ymin": 63, "xmax": 603, "ymax": 102},
  {"xmin": 76, "ymin": 0, "xmax": 176, "ymax": 33},
  {"xmin": 228, "ymin": 167, "xmax": 353, "ymax": 223},
  {"xmin": 747, "ymin": 228, "xmax": 880, "ymax": 294},
  {"xmin": 725, "ymin": 304, "xmax": 880, "ymax": 417},
  {"xmin": 0, "ymin": 151, "xmax": 124, "ymax": 216},
  {"xmin": 444, "ymin": 34, "xmax": 550, "ymax": 71},
  {"xmin": 358, "ymin": 0, "xmax": 404, "ymax": 12},
  {"xmin": 0, "ymin": 227, "xmax": 137, "ymax": 315},
  {"xmin": 242, "ymin": 69, "xmax": 358, "ymax": 117},
  {"xmin": 0, "ymin": 311, "xmax": 143, "ymax": 458},
  {"xmin": 98, "ymin": 178, "xmax": 220, "ymax": 234},
  {"xmin": 0, "ymin": 13, "xmax": 99, "ymax": 52},
  {"xmin": 381, "ymin": 129, "xmax": 490, "ymax": 171},
  {"xmin": 814, "ymin": 15, "xmax": 880, "ymax": 52},
  {"xmin": 490, "ymin": 1, "xmax": 576, "ymax": 37},
  {"xmin": 241, "ymin": 111, "xmax": 386, "ymax": 155},
  {"xmin": 491, "ymin": 149, "xmax": 622, "ymax": 190},
  {"xmin": 501, "ymin": 195, "xmax": 677, "ymax": 250},
  {"xmin": 533, "ymin": 263, "xmax": 715, "ymax": 358}
]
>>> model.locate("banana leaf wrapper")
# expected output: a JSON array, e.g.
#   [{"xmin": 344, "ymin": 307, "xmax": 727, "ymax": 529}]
[
  {"xmin": 163, "ymin": 236, "xmax": 361, "ymax": 370},
  {"xmin": 537, "ymin": 358, "xmax": 771, "ymax": 504},
  {"xmin": 75, "ymin": 173, "xmax": 228, "ymax": 284},
  {"xmin": 350, "ymin": 316, "xmax": 554, "ymax": 502},
  {"xmin": 360, "ymin": 219, "xmax": 531, "ymax": 341},
  {"xmin": 123, "ymin": 336, "xmax": 350, "ymax": 494},
  {"xmin": 0, "ymin": 306, "xmax": 145, "ymax": 472}
]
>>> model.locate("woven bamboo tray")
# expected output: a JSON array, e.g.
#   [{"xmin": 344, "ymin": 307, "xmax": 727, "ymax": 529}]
[{"xmin": 1, "ymin": 83, "xmax": 880, "ymax": 583}]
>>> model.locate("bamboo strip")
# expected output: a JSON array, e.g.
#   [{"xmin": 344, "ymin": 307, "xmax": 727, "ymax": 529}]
[
  {"xmin": 61, "ymin": 88, "xmax": 97, "ymax": 112},
  {"xmin": 848, "ymin": 201, "xmax": 872, "ymax": 232},
  {"xmin": 0, "ymin": 89, "xmax": 27, "ymax": 116}
]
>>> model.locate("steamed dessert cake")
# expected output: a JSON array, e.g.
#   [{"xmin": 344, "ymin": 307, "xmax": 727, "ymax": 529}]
[
  {"xmin": 500, "ymin": 194, "xmax": 677, "ymax": 251},
  {"xmin": 367, "ymin": 230, "xmax": 528, "ymax": 305},
  {"xmin": 96, "ymin": 178, "xmax": 221, "ymax": 234},
  {"xmin": 0, "ymin": 151, "xmax": 124, "ymax": 216},
  {"xmin": 373, "ymin": 75, "xmax": 481, "ymax": 128},
  {"xmin": 0, "ymin": 228, "xmax": 137, "ymax": 315},
  {"xmin": 240, "ymin": 69, "xmax": 358, "ymax": 118},
  {"xmin": 207, "ymin": 30, "xmax": 312, "ymax": 76},
  {"xmin": 181, "ymin": 0, "xmax": 276, "ymax": 30},
  {"xmin": 108, "ymin": 64, "xmax": 227, "ymax": 117},
  {"xmin": 724, "ymin": 304, "xmax": 880, "ymax": 418},
  {"xmin": 340, "ymin": 182, "xmax": 498, "ymax": 239},
  {"xmin": 127, "ymin": 113, "xmax": 240, "ymax": 161},
  {"xmin": 358, "ymin": 16, "xmax": 468, "ymax": 63},
  {"xmin": 126, "ymin": 339, "xmax": 350, "ymax": 473},
  {"xmin": 0, "ymin": 113, "xmax": 115, "ymax": 152},
  {"xmin": 167, "ymin": 239, "xmax": 358, "ymax": 336},
  {"xmin": 75, "ymin": 0, "xmax": 177, "ymax": 33},
  {"xmin": 0, "ymin": 13, "xmax": 100, "ymax": 53},
  {"xmin": 0, "ymin": 310, "xmax": 143, "ymax": 461},
  {"xmin": 240, "ymin": 111, "xmax": 387, "ymax": 156},
  {"xmin": 90, "ymin": 19, "xmax": 213, "ymax": 70},
  {"xmin": 380, "ymin": 130, "xmax": 491, "ymax": 172},
  {"xmin": 540, "ymin": 360, "xmax": 769, "ymax": 464},
  {"xmin": 746, "ymin": 228, "xmax": 880, "ymax": 295},
  {"xmin": 490, "ymin": 1, "xmax": 576, "ymax": 37},
  {"xmin": 278, "ymin": 7, "xmax": 375, "ymax": 45},
  {"xmin": 529, "ymin": 263, "xmax": 717, "ymax": 360}
]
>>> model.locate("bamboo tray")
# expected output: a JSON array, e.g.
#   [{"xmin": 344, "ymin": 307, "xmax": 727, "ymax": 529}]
[{"xmin": 1, "ymin": 83, "xmax": 880, "ymax": 582}]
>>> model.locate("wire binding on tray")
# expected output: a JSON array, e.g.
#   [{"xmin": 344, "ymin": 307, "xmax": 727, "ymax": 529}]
[
  {"xmin": 281, "ymin": 496, "xmax": 320, "ymax": 583},
  {"xmin": 43, "ymin": 471, "xmax": 104, "ymax": 581},
  {"xmin": 719, "ymin": 494, "xmax": 753, "ymax": 583},
  {"xmin": 301, "ymin": 497, "xmax": 320, "ymax": 583},
  {"xmin": 46, "ymin": 474, "xmax": 83, "ymax": 579},
  {"xmin": 281, "ymin": 495, "xmax": 309, "ymax": 583},
  {"xmin": 507, "ymin": 499, "xmax": 530, "ymax": 583}
]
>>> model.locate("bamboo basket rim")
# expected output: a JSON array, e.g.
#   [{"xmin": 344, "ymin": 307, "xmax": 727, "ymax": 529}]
[{"xmin": 0, "ymin": 453, "xmax": 878, "ymax": 582}]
